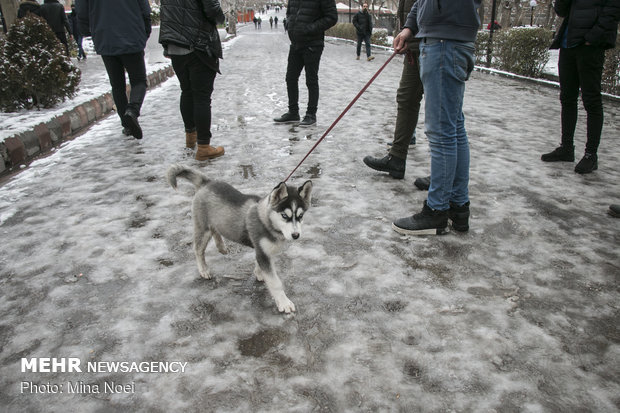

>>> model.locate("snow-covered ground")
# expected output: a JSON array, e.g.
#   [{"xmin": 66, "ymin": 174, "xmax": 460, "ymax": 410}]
[{"xmin": 1, "ymin": 13, "xmax": 619, "ymax": 412}]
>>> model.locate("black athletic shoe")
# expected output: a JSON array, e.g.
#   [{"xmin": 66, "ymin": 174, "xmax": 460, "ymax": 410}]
[
  {"xmin": 274, "ymin": 112, "xmax": 300, "ymax": 123},
  {"xmin": 414, "ymin": 175, "xmax": 430, "ymax": 191},
  {"xmin": 123, "ymin": 110, "xmax": 142, "ymax": 139},
  {"xmin": 449, "ymin": 201, "xmax": 470, "ymax": 232},
  {"xmin": 574, "ymin": 152, "xmax": 598, "ymax": 174},
  {"xmin": 363, "ymin": 154, "xmax": 405, "ymax": 179},
  {"xmin": 299, "ymin": 114, "xmax": 316, "ymax": 127},
  {"xmin": 608, "ymin": 204, "xmax": 620, "ymax": 218},
  {"xmin": 392, "ymin": 201, "xmax": 448, "ymax": 235},
  {"xmin": 541, "ymin": 145, "xmax": 574, "ymax": 162}
]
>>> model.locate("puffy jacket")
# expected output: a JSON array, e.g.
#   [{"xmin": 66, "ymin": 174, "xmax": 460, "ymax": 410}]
[
  {"xmin": 158, "ymin": 0, "xmax": 225, "ymax": 59},
  {"xmin": 76, "ymin": 0, "xmax": 151, "ymax": 56},
  {"xmin": 404, "ymin": 0, "xmax": 481, "ymax": 43},
  {"xmin": 353, "ymin": 9, "xmax": 373, "ymax": 36},
  {"xmin": 286, "ymin": 0, "xmax": 338, "ymax": 48},
  {"xmin": 39, "ymin": 0, "xmax": 71, "ymax": 35},
  {"xmin": 550, "ymin": 0, "xmax": 620, "ymax": 50}
]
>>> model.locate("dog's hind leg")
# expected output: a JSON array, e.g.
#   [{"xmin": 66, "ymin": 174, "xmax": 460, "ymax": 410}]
[
  {"xmin": 194, "ymin": 230, "xmax": 213, "ymax": 279},
  {"xmin": 211, "ymin": 230, "xmax": 228, "ymax": 255},
  {"xmin": 253, "ymin": 263, "xmax": 264, "ymax": 281}
]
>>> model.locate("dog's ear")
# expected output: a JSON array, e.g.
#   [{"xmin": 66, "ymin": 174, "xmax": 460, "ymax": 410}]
[
  {"xmin": 298, "ymin": 180, "xmax": 313, "ymax": 207},
  {"xmin": 269, "ymin": 182, "xmax": 288, "ymax": 207}
]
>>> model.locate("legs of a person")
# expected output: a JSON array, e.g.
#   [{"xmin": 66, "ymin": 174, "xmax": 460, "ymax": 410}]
[
  {"xmin": 390, "ymin": 52, "xmax": 423, "ymax": 160},
  {"xmin": 187, "ymin": 55, "xmax": 216, "ymax": 145},
  {"xmin": 302, "ymin": 46, "xmax": 323, "ymax": 115},
  {"xmin": 575, "ymin": 45, "xmax": 605, "ymax": 154},
  {"xmin": 364, "ymin": 33, "xmax": 371, "ymax": 57},
  {"xmin": 171, "ymin": 54, "xmax": 196, "ymax": 134},
  {"xmin": 356, "ymin": 34, "xmax": 363, "ymax": 56},
  {"xmin": 285, "ymin": 46, "xmax": 304, "ymax": 115},
  {"xmin": 120, "ymin": 51, "xmax": 147, "ymax": 117},
  {"xmin": 101, "ymin": 55, "xmax": 128, "ymax": 124},
  {"xmin": 421, "ymin": 39, "xmax": 473, "ymax": 211},
  {"xmin": 558, "ymin": 47, "xmax": 580, "ymax": 147}
]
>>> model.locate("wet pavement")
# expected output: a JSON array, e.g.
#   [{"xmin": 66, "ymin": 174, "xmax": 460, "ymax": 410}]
[{"xmin": 1, "ymin": 14, "xmax": 619, "ymax": 413}]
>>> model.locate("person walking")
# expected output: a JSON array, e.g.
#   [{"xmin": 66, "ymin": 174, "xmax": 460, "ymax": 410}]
[
  {"xmin": 69, "ymin": 3, "xmax": 86, "ymax": 60},
  {"xmin": 159, "ymin": 0, "xmax": 226, "ymax": 161},
  {"xmin": 17, "ymin": 0, "xmax": 41, "ymax": 18},
  {"xmin": 352, "ymin": 3, "xmax": 374, "ymax": 61},
  {"xmin": 273, "ymin": 0, "xmax": 337, "ymax": 127},
  {"xmin": 391, "ymin": 0, "xmax": 480, "ymax": 235},
  {"xmin": 269, "ymin": 15, "xmax": 273, "ymax": 29},
  {"xmin": 39, "ymin": 0, "xmax": 72, "ymax": 57},
  {"xmin": 362, "ymin": 0, "xmax": 422, "ymax": 179},
  {"xmin": 76, "ymin": 0, "xmax": 151, "ymax": 140},
  {"xmin": 540, "ymin": 0, "xmax": 620, "ymax": 174}
]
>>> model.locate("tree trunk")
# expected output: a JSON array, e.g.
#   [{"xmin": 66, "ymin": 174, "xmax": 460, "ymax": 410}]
[
  {"xmin": 0, "ymin": 0, "xmax": 18, "ymax": 31},
  {"xmin": 513, "ymin": 0, "xmax": 525, "ymax": 26},
  {"xmin": 500, "ymin": 1, "xmax": 512, "ymax": 28},
  {"xmin": 478, "ymin": 0, "xmax": 486, "ymax": 29}
]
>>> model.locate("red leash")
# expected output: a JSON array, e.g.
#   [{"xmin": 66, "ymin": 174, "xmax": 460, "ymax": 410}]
[{"xmin": 283, "ymin": 52, "xmax": 398, "ymax": 183}]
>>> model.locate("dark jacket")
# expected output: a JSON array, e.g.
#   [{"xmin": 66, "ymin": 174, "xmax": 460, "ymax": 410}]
[
  {"xmin": 352, "ymin": 9, "xmax": 372, "ymax": 36},
  {"xmin": 158, "ymin": 0, "xmax": 225, "ymax": 59},
  {"xmin": 17, "ymin": 1, "xmax": 41, "ymax": 18},
  {"xmin": 39, "ymin": 0, "xmax": 71, "ymax": 35},
  {"xmin": 404, "ymin": 0, "xmax": 481, "ymax": 43},
  {"xmin": 76, "ymin": 0, "xmax": 151, "ymax": 56},
  {"xmin": 69, "ymin": 7, "xmax": 80, "ymax": 38},
  {"xmin": 286, "ymin": 0, "xmax": 338, "ymax": 48},
  {"xmin": 550, "ymin": 0, "xmax": 620, "ymax": 50}
]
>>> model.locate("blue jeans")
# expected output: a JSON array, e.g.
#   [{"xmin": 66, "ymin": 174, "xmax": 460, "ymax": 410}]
[{"xmin": 419, "ymin": 38, "xmax": 474, "ymax": 211}]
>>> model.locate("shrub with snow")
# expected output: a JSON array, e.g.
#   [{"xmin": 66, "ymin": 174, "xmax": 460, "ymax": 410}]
[{"xmin": 0, "ymin": 14, "xmax": 81, "ymax": 112}]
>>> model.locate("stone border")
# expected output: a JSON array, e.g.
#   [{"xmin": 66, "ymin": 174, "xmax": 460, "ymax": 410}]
[{"xmin": 0, "ymin": 65, "xmax": 175, "ymax": 176}]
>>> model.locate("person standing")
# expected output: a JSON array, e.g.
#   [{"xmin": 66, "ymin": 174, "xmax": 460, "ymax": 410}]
[
  {"xmin": 76, "ymin": 0, "xmax": 151, "ymax": 140},
  {"xmin": 363, "ymin": 0, "xmax": 422, "ymax": 179},
  {"xmin": 69, "ymin": 3, "xmax": 86, "ymax": 60},
  {"xmin": 352, "ymin": 3, "xmax": 374, "ymax": 61},
  {"xmin": 39, "ymin": 0, "xmax": 72, "ymax": 56},
  {"xmin": 391, "ymin": 0, "xmax": 480, "ymax": 235},
  {"xmin": 159, "ymin": 0, "xmax": 226, "ymax": 161},
  {"xmin": 273, "ymin": 0, "xmax": 337, "ymax": 127},
  {"xmin": 541, "ymin": 0, "xmax": 620, "ymax": 174}
]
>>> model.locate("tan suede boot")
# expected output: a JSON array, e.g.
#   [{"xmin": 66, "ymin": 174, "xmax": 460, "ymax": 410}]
[
  {"xmin": 185, "ymin": 131, "xmax": 197, "ymax": 148},
  {"xmin": 196, "ymin": 144, "xmax": 225, "ymax": 161}
]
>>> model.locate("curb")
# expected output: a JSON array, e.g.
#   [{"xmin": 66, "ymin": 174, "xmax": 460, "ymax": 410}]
[{"xmin": 0, "ymin": 65, "xmax": 176, "ymax": 177}]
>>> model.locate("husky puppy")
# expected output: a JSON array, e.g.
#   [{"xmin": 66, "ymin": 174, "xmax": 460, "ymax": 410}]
[{"xmin": 167, "ymin": 165, "xmax": 312, "ymax": 313}]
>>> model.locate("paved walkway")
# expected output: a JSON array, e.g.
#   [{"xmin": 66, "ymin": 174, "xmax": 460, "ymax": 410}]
[{"xmin": 0, "ymin": 15, "xmax": 619, "ymax": 412}]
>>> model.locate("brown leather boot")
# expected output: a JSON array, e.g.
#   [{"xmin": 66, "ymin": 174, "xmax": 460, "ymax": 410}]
[
  {"xmin": 185, "ymin": 131, "xmax": 197, "ymax": 148},
  {"xmin": 196, "ymin": 144, "xmax": 224, "ymax": 161}
]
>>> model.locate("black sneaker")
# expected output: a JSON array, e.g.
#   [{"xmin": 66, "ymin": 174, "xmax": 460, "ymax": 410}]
[
  {"xmin": 392, "ymin": 201, "xmax": 448, "ymax": 235},
  {"xmin": 449, "ymin": 201, "xmax": 470, "ymax": 232},
  {"xmin": 541, "ymin": 145, "xmax": 574, "ymax": 162},
  {"xmin": 363, "ymin": 154, "xmax": 405, "ymax": 179},
  {"xmin": 609, "ymin": 204, "xmax": 620, "ymax": 218},
  {"xmin": 274, "ymin": 112, "xmax": 300, "ymax": 123},
  {"xmin": 574, "ymin": 152, "xmax": 598, "ymax": 174},
  {"xmin": 299, "ymin": 114, "xmax": 316, "ymax": 127},
  {"xmin": 414, "ymin": 176, "xmax": 430, "ymax": 191},
  {"xmin": 123, "ymin": 109, "xmax": 142, "ymax": 139}
]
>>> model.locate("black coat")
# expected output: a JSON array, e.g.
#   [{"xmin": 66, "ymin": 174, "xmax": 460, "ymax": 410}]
[
  {"xmin": 353, "ymin": 9, "xmax": 372, "ymax": 36},
  {"xmin": 286, "ymin": 0, "xmax": 338, "ymax": 48},
  {"xmin": 17, "ymin": 1, "xmax": 41, "ymax": 18},
  {"xmin": 76, "ymin": 0, "xmax": 151, "ymax": 56},
  {"xmin": 158, "ymin": 0, "xmax": 225, "ymax": 59},
  {"xmin": 550, "ymin": 0, "xmax": 620, "ymax": 50},
  {"xmin": 39, "ymin": 0, "xmax": 71, "ymax": 35}
]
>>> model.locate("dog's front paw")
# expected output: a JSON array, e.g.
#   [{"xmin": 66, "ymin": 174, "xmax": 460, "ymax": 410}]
[
  {"xmin": 275, "ymin": 296, "xmax": 296, "ymax": 313},
  {"xmin": 199, "ymin": 269, "xmax": 212, "ymax": 279}
]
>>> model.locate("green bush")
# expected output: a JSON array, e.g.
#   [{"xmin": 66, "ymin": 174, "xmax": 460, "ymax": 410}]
[
  {"xmin": 602, "ymin": 47, "xmax": 620, "ymax": 96},
  {"xmin": 474, "ymin": 30, "xmax": 490, "ymax": 65},
  {"xmin": 0, "ymin": 15, "xmax": 80, "ymax": 112},
  {"xmin": 150, "ymin": 4, "xmax": 160, "ymax": 25},
  {"xmin": 326, "ymin": 23, "xmax": 357, "ymax": 41},
  {"xmin": 371, "ymin": 28, "xmax": 389, "ymax": 47},
  {"xmin": 493, "ymin": 27, "xmax": 554, "ymax": 77}
]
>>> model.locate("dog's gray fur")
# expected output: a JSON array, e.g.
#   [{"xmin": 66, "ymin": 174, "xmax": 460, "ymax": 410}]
[{"xmin": 167, "ymin": 164, "xmax": 312, "ymax": 313}]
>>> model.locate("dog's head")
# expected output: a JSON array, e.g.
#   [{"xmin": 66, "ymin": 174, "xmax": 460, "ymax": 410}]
[{"xmin": 268, "ymin": 180, "xmax": 313, "ymax": 241}]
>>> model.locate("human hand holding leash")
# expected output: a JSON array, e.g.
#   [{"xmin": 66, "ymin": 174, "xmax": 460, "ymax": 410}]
[{"xmin": 393, "ymin": 28, "xmax": 413, "ymax": 54}]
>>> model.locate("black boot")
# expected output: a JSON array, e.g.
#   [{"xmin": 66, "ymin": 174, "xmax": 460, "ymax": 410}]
[
  {"xmin": 123, "ymin": 109, "xmax": 142, "ymax": 140},
  {"xmin": 574, "ymin": 152, "xmax": 598, "ymax": 174},
  {"xmin": 392, "ymin": 201, "xmax": 448, "ymax": 235},
  {"xmin": 541, "ymin": 145, "xmax": 574, "ymax": 162},
  {"xmin": 449, "ymin": 201, "xmax": 470, "ymax": 232},
  {"xmin": 274, "ymin": 112, "xmax": 300, "ymax": 123},
  {"xmin": 363, "ymin": 154, "xmax": 405, "ymax": 179},
  {"xmin": 414, "ymin": 175, "xmax": 430, "ymax": 191}
]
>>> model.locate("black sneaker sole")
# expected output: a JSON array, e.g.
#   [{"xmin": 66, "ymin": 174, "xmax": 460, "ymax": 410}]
[
  {"xmin": 391, "ymin": 222, "xmax": 448, "ymax": 235},
  {"xmin": 298, "ymin": 122, "xmax": 316, "ymax": 127},
  {"xmin": 274, "ymin": 119, "xmax": 300, "ymax": 124}
]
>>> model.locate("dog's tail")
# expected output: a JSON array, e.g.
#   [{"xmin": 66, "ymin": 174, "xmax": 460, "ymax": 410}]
[{"xmin": 167, "ymin": 164, "xmax": 210, "ymax": 190}]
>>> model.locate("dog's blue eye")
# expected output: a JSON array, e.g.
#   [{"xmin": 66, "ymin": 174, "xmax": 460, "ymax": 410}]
[{"xmin": 281, "ymin": 213, "xmax": 291, "ymax": 220}]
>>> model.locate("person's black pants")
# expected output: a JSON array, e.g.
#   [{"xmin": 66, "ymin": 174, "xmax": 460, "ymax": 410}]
[
  {"xmin": 101, "ymin": 52, "xmax": 147, "ymax": 125},
  {"xmin": 356, "ymin": 33, "xmax": 371, "ymax": 57},
  {"xmin": 285, "ymin": 45, "xmax": 323, "ymax": 116},
  {"xmin": 171, "ymin": 53, "xmax": 217, "ymax": 145},
  {"xmin": 558, "ymin": 45, "xmax": 605, "ymax": 154}
]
